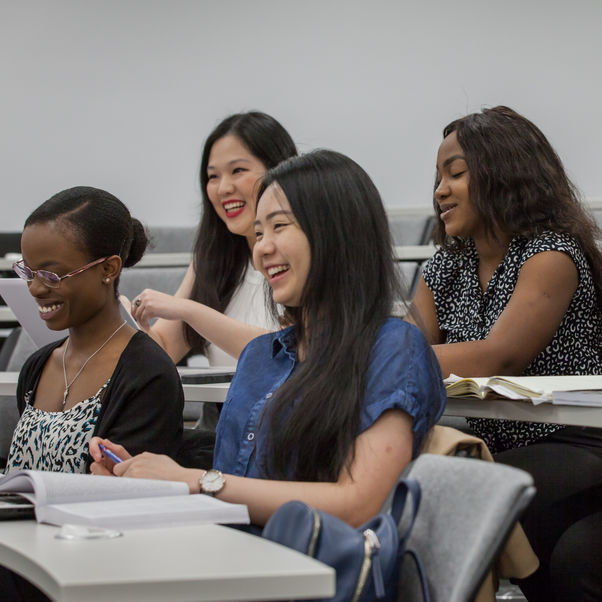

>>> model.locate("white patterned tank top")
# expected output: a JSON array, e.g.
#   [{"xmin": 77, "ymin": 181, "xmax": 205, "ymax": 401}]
[{"xmin": 4, "ymin": 381, "xmax": 109, "ymax": 474}]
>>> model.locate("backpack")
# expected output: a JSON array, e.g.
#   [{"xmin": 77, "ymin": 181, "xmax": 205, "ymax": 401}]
[{"xmin": 262, "ymin": 478, "xmax": 430, "ymax": 602}]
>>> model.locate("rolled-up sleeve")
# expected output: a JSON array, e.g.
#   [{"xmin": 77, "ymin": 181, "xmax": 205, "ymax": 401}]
[{"xmin": 361, "ymin": 320, "xmax": 446, "ymax": 456}]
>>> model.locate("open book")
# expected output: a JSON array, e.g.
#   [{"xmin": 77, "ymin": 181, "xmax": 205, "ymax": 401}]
[
  {"xmin": 444, "ymin": 374, "xmax": 602, "ymax": 406},
  {"xmin": 0, "ymin": 470, "xmax": 249, "ymax": 529}
]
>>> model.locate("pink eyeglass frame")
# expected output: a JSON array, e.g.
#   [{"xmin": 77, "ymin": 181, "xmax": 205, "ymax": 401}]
[{"xmin": 13, "ymin": 256, "xmax": 108, "ymax": 288}]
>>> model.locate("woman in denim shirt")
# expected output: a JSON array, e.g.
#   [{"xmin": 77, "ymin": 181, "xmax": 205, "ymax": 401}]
[{"xmin": 91, "ymin": 150, "xmax": 445, "ymax": 528}]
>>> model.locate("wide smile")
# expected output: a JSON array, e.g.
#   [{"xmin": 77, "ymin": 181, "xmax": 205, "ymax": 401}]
[
  {"xmin": 266, "ymin": 264, "xmax": 290, "ymax": 285},
  {"xmin": 222, "ymin": 200, "xmax": 247, "ymax": 219},
  {"xmin": 38, "ymin": 301, "xmax": 64, "ymax": 321},
  {"xmin": 439, "ymin": 203, "xmax": 458, "ymax": 221}
]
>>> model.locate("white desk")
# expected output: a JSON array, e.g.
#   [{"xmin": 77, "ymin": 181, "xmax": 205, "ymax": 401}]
[
  {"xmin": 0, "ymin": 373, "xmax": 232, "ymax": 402},
  {"xmin": 141, "ymin": 246, "xmax": 437, "ymax": 264},
  {"xmin": 0, "ymin": 246, "xmax": 437, "ymax": 272},
  {"xmin": 5, "ymin": 240, "xmax": 602, "ymax": 271},
  {"xmin": 0, "ymin": 371, "xmax": 19, "ymax": 395},
  {"xmin": 182, "ymin": 381, "xmax": 231, "ymax": 402},
  {"xmin": 2, "ymin": 371, "xmax": 600, "ymax": 427},
  {"xmin": 444, "ymin": 395, "xmax": 602, "ymax": 428},
  {"xmin": 393, "ymin": 244, "xmax": 436, "ymax": 261},
  {"xmin": 0, "ymin": 305, "xmax": 16, "ymax": 323},
  {"xmin": 0, "ymin": 521, "xmax": 334, "ymax": 602},
  {"xmin": 0, "ymin": 372, "xmax": 232, "ymax": 404},
  {"xmin": 177, "ymin": 382, "xmax": 602, "ymax": 428},
  {"xmin": 0, "ymin": 255, "xmax": 194, "ymax": 271},
  {"xmin": 136, "ymin": 252, "xmax": 192, "ymax": 267}
]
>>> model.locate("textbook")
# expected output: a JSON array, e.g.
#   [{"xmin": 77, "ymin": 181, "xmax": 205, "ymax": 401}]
[
  {"xmin": 0, "ymin": 470, "xmax": 249, "ymax": 529},
  {"xmin": 444, "ymin": 374, "xmax": 602, "ymax": 406}
]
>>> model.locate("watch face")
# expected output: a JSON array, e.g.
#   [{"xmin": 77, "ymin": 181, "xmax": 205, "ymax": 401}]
[{"xmin": 202, "ymin": 470, "xmax": 224, "ymax": 493}]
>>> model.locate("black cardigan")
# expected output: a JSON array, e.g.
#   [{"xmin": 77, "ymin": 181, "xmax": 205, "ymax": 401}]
[{"xmin": 16, "ymin": 331, "xmax": 184, "ymax": 468}]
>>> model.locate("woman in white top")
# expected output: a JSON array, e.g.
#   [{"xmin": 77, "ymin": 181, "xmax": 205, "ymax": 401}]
[{"xmin": 130, "ymin": 112, "xmax": 298, "ymax": 365}]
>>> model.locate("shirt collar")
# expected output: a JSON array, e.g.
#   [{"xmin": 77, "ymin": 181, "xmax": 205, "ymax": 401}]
[{"xmin": 271, "ymin": 325, "xmax": 297, "ymax": 359}]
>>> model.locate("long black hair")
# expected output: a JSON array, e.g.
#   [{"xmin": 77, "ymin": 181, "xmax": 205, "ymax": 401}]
[
  {"xmin": 432, "ymin": 105, "xmax": 602, "ymax": 306},
  {"xmin": 257, "ymin": 150, "xmax": 403, "ymax": 482},
  {"xmin": 24, "ymin": 186, "xmax": 148, "ymax": 294},
  {"xmin": 186, "ymin": 111, "xmax": 297, "ymax": 353}
]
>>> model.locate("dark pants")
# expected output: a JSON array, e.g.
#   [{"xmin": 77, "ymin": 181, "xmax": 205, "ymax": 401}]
[
  {"xmin": 0, "ymin": 566, "xmax": 50, "ymax": 601},
  {"xmin": 495, "ymin": 429, "xmax": 602, "ymax": 602}
]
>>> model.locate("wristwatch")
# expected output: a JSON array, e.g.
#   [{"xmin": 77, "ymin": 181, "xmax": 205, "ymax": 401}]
[{"xmin": 199, "ymin": 469, "xmax": 225, "ymax": 496}]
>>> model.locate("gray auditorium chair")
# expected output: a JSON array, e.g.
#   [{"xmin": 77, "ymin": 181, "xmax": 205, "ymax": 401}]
[
  {"xmin": 592, "ymin": 209, "xmax": 602, "ymax": 233},
  {"xmin": 118, "ymin": 266, "xmax": 188, "ymax": 302},
  {"xmin": 0, "ymin": 327, "xmax": 36, "ymax": 372},
  {"xmin": 146, "ymin": 226, "xmax": 196, "ymax": 253},
  {"xmin": 397, "ymin": 262, "xmax": 421, "ymax": 302},
  {"xmin": 0, "ymin": 396, "xmax": 19, "ymax": 467},
  {"xmin": 389, "ymin": 214, "xmax": 435, "ymax": 300},
  {"xmin": 384, "ymin": 454, "xmax": 535, "ymax": 602},
  {"xmin": 388, "ymin": 214, "xmax": 435, "ymax": 247},
  {"xmin": 0, "ymin": 327, "xmax": 37, "ymax": 467}
]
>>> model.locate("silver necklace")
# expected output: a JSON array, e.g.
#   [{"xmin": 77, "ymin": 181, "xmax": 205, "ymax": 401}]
[{"xmin": 62, "ymin": 321, "xmax": 127, "ymax": 407}]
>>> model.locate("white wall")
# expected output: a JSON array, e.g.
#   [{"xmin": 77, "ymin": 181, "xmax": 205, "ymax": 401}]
[{"xmin": 1, "ymin": 0, "xmax": 601, "ymax": 231}]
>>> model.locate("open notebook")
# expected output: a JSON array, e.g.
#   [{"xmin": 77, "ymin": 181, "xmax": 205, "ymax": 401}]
[
  {"xmin": 444, "ymin": 374, "xmax": 602, "ymax": 406},
  {"xmin": 0, "ymin": 470, "xmax": 249, "ymax": 529}
]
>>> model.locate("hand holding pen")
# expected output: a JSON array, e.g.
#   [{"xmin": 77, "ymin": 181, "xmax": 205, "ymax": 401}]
[{"xmin": 99, "ymin": 443, "xmax": 123, "ymax": 464}]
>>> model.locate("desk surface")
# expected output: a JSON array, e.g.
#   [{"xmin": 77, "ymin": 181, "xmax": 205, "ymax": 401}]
[
  {"xmin": 393, "ymin": 244, "xmax": 435, "ymax": 261},
  {"xmin": 0, "ymin": 521, "xmax": 334, "ymax": 602},
  {"xmin": 0, "ymin": 305, "xmax": 16, "ymax": 323},
  {"xmin": 181, "ymin": 381, "xmax": 602, "ymax": 427},
  {"xmin": 0, "ymin": 372, "xmax": 233, "ymax": 398},
  {"xmin": 1, "ymin": 372, "xmax": 600, "ymax": 426},
  {"xmin": 0, "ymin": 371, "xmax": 233, "ymax": 403},
  {"xmin": 1, "ymin": 247, "xmax": 435, "ymax": 271},
  {"xmin": 444, "ymin": 395, "xmax": 602, "ymax": 428}
]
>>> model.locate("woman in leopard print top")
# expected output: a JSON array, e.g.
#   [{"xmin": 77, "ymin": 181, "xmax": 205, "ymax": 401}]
[{"xmin": 409, "ymin": 106, "xmax": 602, "ymax": 602}]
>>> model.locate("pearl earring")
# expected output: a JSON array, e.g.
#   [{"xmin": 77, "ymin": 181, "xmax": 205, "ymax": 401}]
[{"xmin": 104, "ymin": 277, "xmax": 110, "ymax": 284}]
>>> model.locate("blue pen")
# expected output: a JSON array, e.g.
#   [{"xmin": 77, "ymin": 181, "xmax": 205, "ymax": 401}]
[{"xmin": 98, "ymin": 443, "xmax": 123, "ymax": 464}]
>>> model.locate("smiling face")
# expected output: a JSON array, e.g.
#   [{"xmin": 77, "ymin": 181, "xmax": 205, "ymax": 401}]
[
  {"xmin": 206, "ymin": 135, "xmax": 267, "ymax": 240},
  {"xmin": 253, "ymin": 183, "xmax": 311, "ymax": 308},
  {"xmin": 435, "ymin": 131, "xmax": 482, "ymax": 240},
  {"xmin": 20, "ymin": 221, "xmax": 110, "ymax": 330}
]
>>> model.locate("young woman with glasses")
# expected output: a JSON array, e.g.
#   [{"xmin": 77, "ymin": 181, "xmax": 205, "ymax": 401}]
[{"xmin": 4, "ymin": 186, "xmax": 184, "ymax": 475}]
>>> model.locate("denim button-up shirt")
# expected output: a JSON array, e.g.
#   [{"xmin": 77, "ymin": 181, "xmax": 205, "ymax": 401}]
[{"xmin": 213, "ymin": 318, "xmax": 445, "ymax": 479}]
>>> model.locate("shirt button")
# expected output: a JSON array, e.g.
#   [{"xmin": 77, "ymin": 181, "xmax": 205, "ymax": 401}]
[
  {"xmin": 247, "ymin": 433, "xmax": 255, "ymax": 441},
  {"xmin": 266, "ymin": 392, "xmax": 273, "ymax": 399}
]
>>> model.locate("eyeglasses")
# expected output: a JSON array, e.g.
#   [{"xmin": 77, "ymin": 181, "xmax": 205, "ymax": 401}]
[{"xmin": 12, "ymin": 257, "xmax": 108, "ymax": 289}]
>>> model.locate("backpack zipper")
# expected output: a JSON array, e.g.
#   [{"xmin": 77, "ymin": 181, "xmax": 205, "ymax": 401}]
[
  {"xmin": 307, "ymin": 508, "xmax": 321, "ymax": 557},
  {"xmin": 352, "ymin": 528, "xmax": 385, "ymax": 601}
]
